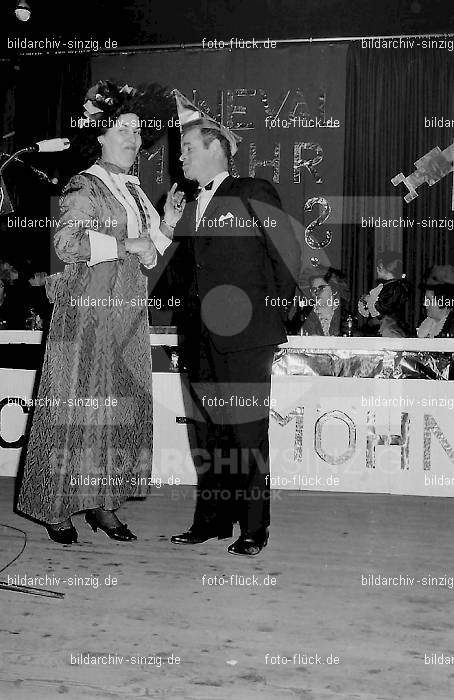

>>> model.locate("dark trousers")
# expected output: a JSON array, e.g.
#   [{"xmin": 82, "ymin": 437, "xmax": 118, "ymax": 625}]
[{"xmin": 186, "ymin": 329, "xmax": 275, "ymax": 535}]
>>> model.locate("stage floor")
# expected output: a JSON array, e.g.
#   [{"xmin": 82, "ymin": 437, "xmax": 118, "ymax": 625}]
[{"xmin": 1, "ymin": 479, "xmax": 453, "ymax": 700}]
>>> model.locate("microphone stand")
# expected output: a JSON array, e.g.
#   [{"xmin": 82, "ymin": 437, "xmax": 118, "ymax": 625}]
[
  {"xmin": 0, "ymin": 150, "xmax": 63, "ymax": 593},
  {"xmin": 0, "ymin": 147, "xmax": 32, "ymax": 176},
  {"xmin": 0, "ymin": 525, "xmax": 64, "ymax": 599},
  {"xmin": 0, "ymin": 147, "xmax": 58, "ymax": 215},
  {"xmin": 0, "ymin": 142, "xmax": 66, "ymax": 595},
  {"xmin": 0, "ymin": 581, "xmax": 64, "ymax": 599},
  {"xmin": 0, "ymin": 148, "xmax": 33, "ymax": 215}
]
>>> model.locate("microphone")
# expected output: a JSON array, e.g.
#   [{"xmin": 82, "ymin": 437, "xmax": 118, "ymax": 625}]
[
  {"xmin": 25, "ymin": 138, "xmax": 70, "ymax": 153},
  {"xmin": 28, "ymin": 164, "xmax": 59, "ymax": 185},
  {"xmin": 0, "ymin": 139, "xmax": 68, "ymax": 199}
]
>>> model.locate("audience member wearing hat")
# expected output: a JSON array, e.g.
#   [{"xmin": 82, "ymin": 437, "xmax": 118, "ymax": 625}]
[
  {"xmin": 417, "ymin": 265, "xmax": 454, "ymax": 338},
  {"xmin": 169, "ymin": 90, "xmax": 300, "ymax": 555}
]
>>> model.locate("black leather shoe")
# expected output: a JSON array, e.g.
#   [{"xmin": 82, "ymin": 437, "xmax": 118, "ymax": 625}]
[
  {"xmin": 85, "ymin": 511, "xmax": 137, "ymax": 541},
  {"xmin": 228, "ymin": 529, "xmax": 269, "ymax": 556},
  {"xmin": 45, "ymin": 523, "xmax": 78, "ymax": 545},
  {"xmin": 171, "ymin": 526, "xmax": 232, "ymax": 545}
]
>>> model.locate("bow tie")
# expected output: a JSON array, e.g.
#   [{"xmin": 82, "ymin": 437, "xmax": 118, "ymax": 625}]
[{"xmin": 197, "ymin": 180, "xmax": 214, "ymax": 194}]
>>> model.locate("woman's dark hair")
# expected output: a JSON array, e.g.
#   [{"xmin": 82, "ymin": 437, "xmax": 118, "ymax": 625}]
[
  {"xmin": 377, "ymin": 251, "xmax": 403, "ymax": 277},
  {"xmin": 430, "ymin": 284, "xmax": 454, "ymax": 309},
  {"xmin": 306, "ymin": 266, "xmax": 350, "ymax": 302},
  {"xmin": 375, "ymin": 278, "xmax": 411, "ymax": 317}
]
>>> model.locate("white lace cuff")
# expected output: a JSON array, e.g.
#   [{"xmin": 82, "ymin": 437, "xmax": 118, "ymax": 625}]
[{"xmin": 87, "ymin": 231, "xmax": 119, "ymax": 266}]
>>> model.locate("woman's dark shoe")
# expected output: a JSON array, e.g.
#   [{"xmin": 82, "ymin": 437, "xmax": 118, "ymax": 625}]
[
  {"xmin": 45, "ymin": 521, "xmax": 78, "ymax": 545},
  {"xmin": 227, "ymin": 528, "xmax": 269, "ymax": 556},
  {"xmin": 85, "ymin": 510, "xmax": 137, "ymax": 541}
]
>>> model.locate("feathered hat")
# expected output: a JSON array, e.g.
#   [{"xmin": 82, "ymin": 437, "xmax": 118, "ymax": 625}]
[{"xmin": 72, "ymin": 79, "xmax": 174, "ymax": 159}]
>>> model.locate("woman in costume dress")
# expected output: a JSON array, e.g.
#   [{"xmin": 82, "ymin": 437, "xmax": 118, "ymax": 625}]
[{"xmin": 16, "ymin": 81, "xmax": 185, "ymax": 544}]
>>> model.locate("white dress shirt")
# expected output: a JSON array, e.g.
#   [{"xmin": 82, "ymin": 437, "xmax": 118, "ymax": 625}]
[{"xmin": 196, "ymin": 170, "xmax": 229, "ymax": 229}]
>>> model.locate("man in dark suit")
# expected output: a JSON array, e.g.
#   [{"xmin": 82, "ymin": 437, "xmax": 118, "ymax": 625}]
[{"xmin": 169, "ymin": 98, "xmax": 299, "ymax": 555}]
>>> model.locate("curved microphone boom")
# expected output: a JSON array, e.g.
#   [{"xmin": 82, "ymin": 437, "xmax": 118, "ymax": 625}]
[
  {"xmin": 0, "ymin": 137, "xmax": 69, "ymax": 214},
  {"xmin": 0, "ymin": 153, "xmax": 58, "ymax": 185}
]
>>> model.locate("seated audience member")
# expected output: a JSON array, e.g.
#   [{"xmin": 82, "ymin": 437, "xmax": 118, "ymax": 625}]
[
  {"xmin": 375, "ymin": 251, "xmax": 404, "ymax": 282},
  {"xmin": 0, "ymin": 278, "xmax": 26, "ymax": 328},
  {"xmin": 27, "ymin": 270, "xmax": 52, "ymax": 327},
  {"xmin": 0, "ymin": 260, "xmax": 19, "ymax": 283},
  {"xmin": 417, "ymin": 265, "xmax": 454, "ymax": 338},
  {"xmin": 0, "ymin": 261, "xmax": 28, "ymax": 328},
  {"xmin": 358, "ymin": 252, "xmax": 404, "ymax": 322},
  {"xmin": 0, "ymin": 279, "xmax": 7, "ymax": 327},
  {"xmin": 359, "ymin": 279, "xmax": 412, "ymax": 337},
  {"xmin": 358, "ymin": 253, "xmax": 412, "ymax": 337},
  {"xmin": 289, "ymin": 266, "xmax": 350, "ymax": 336}
]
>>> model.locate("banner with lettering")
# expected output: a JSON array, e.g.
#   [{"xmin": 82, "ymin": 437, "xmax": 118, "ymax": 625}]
[
  {"xmin": 269, "ymin": 376, "xmax": 454, "ymax": 496},
  {"xmin": 3, "ymin": 368, "xmax": 454, "ymax": 496},
  {"xmin": 91, "ymin": 44, "xmax": 347, "ymax": 270}
]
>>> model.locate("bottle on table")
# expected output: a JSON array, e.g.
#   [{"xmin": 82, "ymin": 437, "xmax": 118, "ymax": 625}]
[{"xmin": 343, "ymin": 314, "xmax": 354, "ymax": 337}]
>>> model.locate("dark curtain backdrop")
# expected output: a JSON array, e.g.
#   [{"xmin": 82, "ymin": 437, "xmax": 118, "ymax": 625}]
[
  {"xmin": 6, "ymin": 44, "xmax": 453, "ymax": 331},
  {"xmin": 0, "ymin": 61, "xmax": 15, "ymax": 150},
  {"xmin": 0, "ymin": 61, "xmax": 18, "ymax": 261},
  {"xmin": 343, "ymin": 45, "xmax": 454, "ymax": 331},
  {"xmin": 5, "ymin": 55, "xmax": 91, "ymax": 274},
  {"xmin": 92, "ymin": 46, "xmax": 347, "ymax": 304}
]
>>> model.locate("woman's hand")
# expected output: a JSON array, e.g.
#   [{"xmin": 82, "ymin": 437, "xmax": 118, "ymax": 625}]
[
  {"xmin": 164, "ymin": 183, "xmax": 186, "ymax": 227},
  {"xmin": 125, "ymin": 238, "xmax": 157, "ymax": 267}
]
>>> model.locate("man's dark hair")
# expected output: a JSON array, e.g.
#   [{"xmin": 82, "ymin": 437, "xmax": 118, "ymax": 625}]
[
  {"xmin": 375, "ymin": 278, "xmax": 411, "ymax": 316},
  {"xmin": 308, "ymin": 266, "xmax": 350, "ymax": 301},
  {"xmin": 199, "ymin": 127, "xmax": 231, "ymax": 161},
  {"xmin": 377, "ymin": 252, "xmax": 403, "ymax": 277}
]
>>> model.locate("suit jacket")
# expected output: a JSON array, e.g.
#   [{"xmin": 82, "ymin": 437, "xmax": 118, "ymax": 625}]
[{"xmin": 172, "ymin": 176, "xmax": 300, "ymax": 355}]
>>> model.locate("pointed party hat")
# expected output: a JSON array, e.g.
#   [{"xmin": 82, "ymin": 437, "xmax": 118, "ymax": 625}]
[{"xmin": 172, "ymin": 88, "xmax": 242, "ymax": 156}]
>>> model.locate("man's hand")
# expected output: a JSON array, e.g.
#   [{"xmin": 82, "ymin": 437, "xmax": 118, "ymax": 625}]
[{"xmin": 164, "ymin": 183, "xmax": 186, "ymax": 227}]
